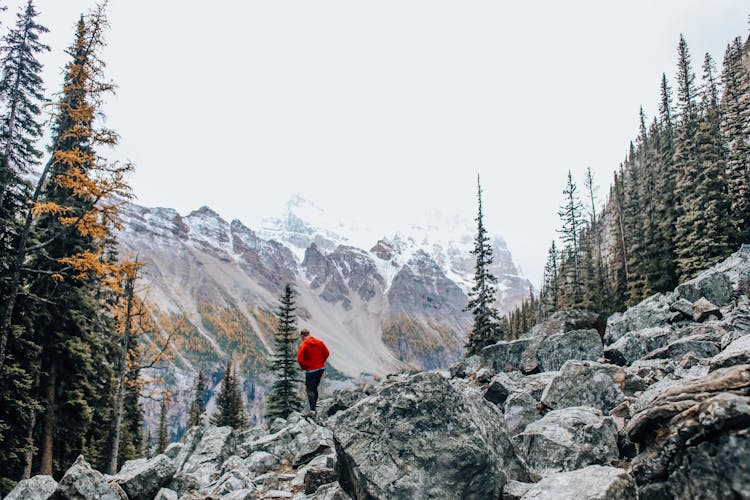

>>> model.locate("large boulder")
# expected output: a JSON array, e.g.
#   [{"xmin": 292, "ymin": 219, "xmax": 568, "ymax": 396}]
[
  {"xmin": 51, "ymin": 455, "xmax": 127, "ymax": 500},
  {"xmin": 171, "ymin": 425, "xmax": 236, "ymax": 494},
  {"xmin": 604, "ymin": 327, "xmax": 676, "ymax": 366},
  {"xmin": 513, "ymin": 406, "xmax": 619, "ymax": 477},
  {"xmin": 534, "ymin": 329, "xmax": 603, "ymax": 372},
  {"xmin": 5, "ymin": 475, "xmax": 57, "ymax": 500},
  {"xmin": 540, "ymin": 361, "xmax": 626, "ymax": 413},
  {"xmin": 112, "ymin": 454, "xmax": 176, "ymax": 500},
  {"xmin": 606, "ymin": 293, "xmax": 674, "ymax": 345},
  {"xmin": 674, "ymin": 245, "xmax": 750, "ymax": 306},
  {"xmin": 331, "ymin": 371, "xmax": 530, "ymax": 499},
  {"xmin": 519, "ymin": 310, "xmax": 605, "ymax": 374},
  {"xmin": 481, "ymin": 338, "xmax": 531, "ymax": 372},
  {"xmin": 516, "ymin": 465, "xmax": 638, "ymax": 500}
]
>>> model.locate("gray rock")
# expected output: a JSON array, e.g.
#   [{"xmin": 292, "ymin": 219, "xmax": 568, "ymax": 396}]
[
  {"xmin": 303, "ymin": 466, "xmax": 338, "ymax": 494},
  {"xmin": 540, "ymin": 361, "xmax": 626, "ymax": 413},
  {"xmin": 268, "ymin": 417, "xmax": 287, "ymax": 434},
  {"xmin": 481, "ymin": 338, "xmax": 531, "ymax": 372},
  {"xmin": 513, "ymin": 406, "xmax": 619, "ymax": 477},
  {"xmin": 221, "ymin": 489, "xmax": 257, "ymax": 500},
  {"xmin": 153, "ymin": 488, "xmax": 178, "ymax": 500},
  {"xmin": 448, "ymin": 355, "xmax": 482, "ymax": 379},
  {"xmin": 112, "ymin": 454, "xmax": 176, "ymax": 500},
  {"xmin": 171, "ymin": 425, "xmax": 236, "ymax": 493},
  {"xmin": 484, "ymin": 372, "xmax": 520, "ymax": 405},
  {"xmin": 519, "ymin": 465, "xmax": 638, "ymax": 500},
  {"xmin": 163, "ymin": 442, "xmax": 183, "ymax": 460},
  {"xmin": 51, "ymin": 455, "xmax": 128, "ymax": 500},
  {"xmin": 318, "ymin": 387, "xmax": 373, "ymax": 418},
  {"xmin": 243, "ymin": 450, "xmax": 281, "ymax": 475},
  {"xmin": 669, "ymin": 298, "xmax": 695, "ymax": 320},
  {"xmin": 504, "ymin": 391, "xmax": 540, "ymax": 436},
  {"xmin": 606, "ymin": 293, "xmax": 673, "ymax": 345},
  {"xmin": 710, "ymin": 334, "xmax": 750, "ymax": 371},
  {"xmin": 307, "ymin": 482, "xmax": 351, "ymax": 500},
  {"xmin": 519, "ymin": 310, "xmax": 605, "ymax": 374},
  {"xmin": 642, "ymin": 336, "xmax": 720, "ymax": 362},
  {"xmin": 604, "ymin": 327, "xmax": 675, "ymax": 366},
  {"xmin": 516, "ymin": 372, "xmax": 557, "ymax": 400},
  {"xmin": 534, "ymin": 329, "xmax": 603, "ymax": 372},
  {"xmin": 674, "ymin": 247, "xmax": 749, "ymax": 306},
  {"xmin": 502, "ymin": 480, "xmax": 532, "ymax": 500},
  {"xmin": 332, "ymin": 371, "xmax": 530, "ymax": 499},
  {"xmin": 206, "ymin": 467, "xmax": 256, "ymax": 497},
  {"xmin": 5, "ymin": 475, "xmax": 57, "ymax": 500}
]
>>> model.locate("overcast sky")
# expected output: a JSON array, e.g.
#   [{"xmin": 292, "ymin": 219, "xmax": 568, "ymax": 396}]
[{"xmin": 5, "ymin": 1, "xmax": 748, "ymax": 285}]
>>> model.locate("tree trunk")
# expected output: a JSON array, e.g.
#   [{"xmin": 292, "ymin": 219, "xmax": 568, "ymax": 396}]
[
  {"xmin": 39, "ymin": 364, "xmax": 56, "ymax": 476},
  {"xmin": 108, "ymin": 272, "xmax": 135, "ymax": 475},
  {"xmin": 22, "ymin": 363, "xmax": 41, "ymax": 479}
]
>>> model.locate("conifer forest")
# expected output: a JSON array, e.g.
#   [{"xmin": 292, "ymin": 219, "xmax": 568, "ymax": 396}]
[{"xmin": 0, "ymin": 1, "xmax": 748, "ymax": 499}]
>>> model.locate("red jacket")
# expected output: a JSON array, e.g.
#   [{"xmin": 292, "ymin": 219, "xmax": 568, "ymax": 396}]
[{"xmin": 297, "ymin": 336, "xmax": 329, "ymax": 371}]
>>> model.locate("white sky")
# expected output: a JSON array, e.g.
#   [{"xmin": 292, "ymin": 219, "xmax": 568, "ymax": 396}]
[{"xmin": 5, "ymin": 1, "xmax": 748, "ymax": 286}]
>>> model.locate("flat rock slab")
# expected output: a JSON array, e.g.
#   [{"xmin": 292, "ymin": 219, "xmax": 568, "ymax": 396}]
[
  {"xmin": 513, "ymin": 406, "xmax": 619, "ymax": 477},
  {"xmin": 710, "ymin": 334, "xmax": 750, "ymax": 371},
  {"xmin": 541, "ymin": 361, "xmax": 626, "ymax": 413},
  {"xmin": 518, "ymin": 465, "xmax": 638, "ymax": 500},
  {"xmin": 332, "ymin": 371, "xmax": 529, "ymax": 499}
]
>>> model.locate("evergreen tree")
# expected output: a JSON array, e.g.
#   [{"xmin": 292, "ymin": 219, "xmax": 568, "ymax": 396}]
[
  {"xmin": 540, "ymin": 241, "xmax": 560, "ymax": 316},
  {"xmin": 156, "ymin": 396, "xmax": 169, "ymax": 454},
  {"xmin": 557, "ymin": 170, "xmax": 585, "ymax": 308},
  {"xmin": 650, "ymin": 74, "xmax": 679, "ymax": 291},
  {"xmin": 672, "ymin": 35, "xmax": 706, "ymax": 280},
  {"xmin": 721, "ymin": 37, "xmax": 750, "ymax": 245},
  {"xmin": 211, "ymin": 359, "xmax": 247, "ymax": 429},
  {"xmin": 0, "ymin": 0, "xmax": 48, "ymax": 210},
  {"xmin": 188, "ymin": 369, "xmax": 208, "ymax": 428},
  {"xmin": 583, "ymin": 167, "xmax": 608, "ymax": 310},
  {"xmin": 464, "ymin": 175, "xmax": 502, "ymax": 355},
  {"xmin": 608, "ymin": 168, "xmax": 629, "ymax": 312},
  {"xmin": 266, "ymin": 284, "xmax": 303, "ymax": 419}
]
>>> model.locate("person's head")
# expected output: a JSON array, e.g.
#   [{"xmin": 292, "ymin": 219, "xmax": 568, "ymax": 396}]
[{"xmin": 300, "ymin": 328, "xmax": 310, "ymax": 339}]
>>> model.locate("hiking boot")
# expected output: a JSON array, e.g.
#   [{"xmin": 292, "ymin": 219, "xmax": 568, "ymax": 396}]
[{"xmin": 302, "ymin": 410, "xmax": 317, "ymax": 419}]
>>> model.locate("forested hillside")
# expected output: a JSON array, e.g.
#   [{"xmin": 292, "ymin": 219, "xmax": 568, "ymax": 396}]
[{"xmin": 505, "ymin": 33, "xmax": 750, "ymax": 338}]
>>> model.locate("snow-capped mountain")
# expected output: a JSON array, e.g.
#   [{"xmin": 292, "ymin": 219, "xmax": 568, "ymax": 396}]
[{"xmin": 116, "ymin": 196, "xmax": 533, "ymax": 428}]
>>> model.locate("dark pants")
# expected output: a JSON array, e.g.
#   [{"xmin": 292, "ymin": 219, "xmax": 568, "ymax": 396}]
[{"xmin": 305, "ymin": 369, "xmax": 324, "ymax": 411}]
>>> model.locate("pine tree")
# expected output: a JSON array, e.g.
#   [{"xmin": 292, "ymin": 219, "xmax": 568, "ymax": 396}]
[
  {"xmin": 0, "ymin": 0, "xmax": 48, "ymax": 210},
  {"xmin": 583, "ymin": 167, "xmax": 608, "ymax": 311},
  {"xmin": 721, "ymin": 37, "xmax": 750, "ymax": 245},
  {"xmin": 557, "ymin": 170, "xmax": 585, "ymax": 308},
  {"xmin": 464, "ymin": 176, "xmax": 502, "ymax": 355},
  {"xmin": 211, "ymin": 359, "xmax": 247, "ymax": 429},
  {"xmin": 188, "ymin": 370, "xmax": 207, "ymax": 428},
  {"xmin": 156, "ymin": 396, "xmax": 169, "ymax": 454},
  {"xmin": 540, "ymin": 241, "xmax": 560, "ymax": 316},
  {"xmin": 266, "ymin": 284, "xmax": 303, "ymax": 419},
  {"xmin": 608, "ymin": 168, "xmax": 629, "ymax": 311},
  {"xmin": 672, "ymin": 35, "xmax": 707, "ymax": 280},
  {"xmin": 650, "ymin": 74, "xmax": 679, "ymax": 291}
]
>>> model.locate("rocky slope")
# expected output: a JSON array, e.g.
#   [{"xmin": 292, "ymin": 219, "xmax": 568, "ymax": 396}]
[
  {"xmin": 10, "ymin": 245, "xmax": 749, "ymax": 499},
  {"xmin": 116, "ymin": 197, "xmax": 532, "ymax": 428}
]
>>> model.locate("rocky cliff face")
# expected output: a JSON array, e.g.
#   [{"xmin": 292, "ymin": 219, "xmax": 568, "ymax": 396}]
[
  {"xmin": 116, "ymin": 199, "xmax": 533, "ymax": 430},
  {"xmin": 13, "ymin": 246, "xmax": 749, "ymax": 499}
]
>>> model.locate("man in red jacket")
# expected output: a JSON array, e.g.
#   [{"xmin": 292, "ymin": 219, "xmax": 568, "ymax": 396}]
[{"xmin": 297, "ymin": 328, "xmax": 329, "ymax": 417}]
